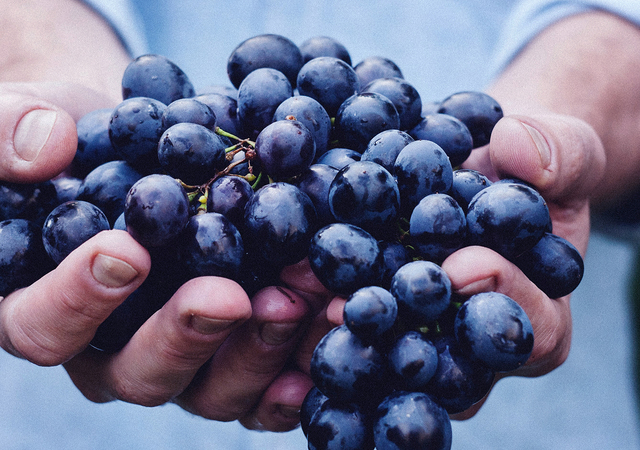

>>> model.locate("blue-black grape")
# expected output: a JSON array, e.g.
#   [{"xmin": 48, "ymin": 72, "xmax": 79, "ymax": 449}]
[
  {"xmin": 310, "ymin": 324, "xmax": 387, "ymax": 406},
  {"xmin": 121, "ymin": 54, "xmax": 195, "ymax": 105},
  {"xmin": 124, "ymin": 174, "xmax": 190, "ymax": 248},
  {"xmin": 300, "ymin": 386, "xmax": 329, "ymax": 438},
  {"xmin": 42, "ymin": 200, "xmax": 110, "ymax": 265},
  {"xmin": 194, "ymin": 92, "xmax": 240, "ymax": 136},
  {"xmin": 206, "ymin": 175, "xmax": 254, "ymax": 228},
  {"xmin": 297, "ymin": 56, "xmax": 360, "ymax": 117},
  {"xmin": 72, "ymin": 108, "xmax": 119, "ymax": 178},
  {"xmin": 362, "ymin": 77, "xmax": 422, "ymax": 131},
  {"xmin": 52, "ymin": 176, "xmax": 82, "ymax": 204},
  {"xmin": 157, "ymin": 122, "xmax": 228, "ymax": 185},
  {"xmin": 177, "ymin": 212, "xmax": 244, "ymax": 281},
  {"xmin": 293, "ymin": 163, "xmax": 339, "ymax": 226},
  {"xmin": 306, "ymin": 398, "xmax": 374, "ymax": 450},
  {"xmin": 374, "ymin": 391, "xmax": 452, "ymax": 450},
  {"xmin": 161, "ymin": 98, "xmax": 217, "ymax": 131},
  {"xmin": 334, "ymin": 92, "xmax": 400, "ymax": 152},
  {"xmin": 0, "ymin": 180, "xmax": 59, "ymax": 226},
  {"xmin": 315, "ymin": 147, "xmax": 361, "ymax": 170},
  {"xmin": 328, "ymin": 160, "xmax": 400, "ymax": 238},
  {"xmin": 343, "ymin": 285, "xmax": 398, "ymax": 343},
  {"xmin": 0, "ymin": 219, "xmax": 53, "ymax": 297},
  {"xmin": 227, "ymin": 34, "xmax": 303, "ymax": 89},
  {"xmin": 409, "ymin": 193, "xmax": 467, "ymax": 263},
  {"xmin": 237, "ymin": 67, "xmax": 293, "ymax": 139},
  {"xmin": 299, "ymin": 36, "xmax": 352, "ymax": 65},
  {"xmin": 390, "ymin": 260, "xmax": 452, "ymax": 326},
  {"xmin": 272, "ymin": 95, "xmax": 332, "ymax": 157},
  {"xmin": 354, "ymin": 56, "xmax": 404, "ymax": 89},
  {"xmin": 361, "ymin": 129, "xmax": 414, "ymax": 174},
  {"xmin": 466, "ymin": 182, "xmax": 550, "ymax": 260},
  {"xmin": 394, "ymin": 139, "xmax": 454, "ymax": 215},
  {"xmin": 76, "ymin": 160, "xmax": 143, "ymax": 226},
  {"xmin": 108, "ymin": 96, "xmax": 166, "ymax": 173},
  {"xmin": 308, "ymin": 222, "xmax": 383, "ymax": 296},
  {"xmin": 378, "ymin": 240, "xmax": 410, "ymax": 289},
  {"xmin": 438, "ymin": 91, "xmax": 503, "ymax": 148},
  {"xmin": 254, "ymin": 119, "xmax": 316, "ymax": 180},
  {"xmin": 387, "ymin": 331, "xmax": 439, "ymax": 391},
  {"xmin": 454, "ymin": 291, "xmax": 534, "ymax": 372},
  {"xmin": 513, "ymin": 232, "xmax": 585, "ymax": 298},
  {"xmin": 410, "ymin": 113, "xmax": 473, "ymax": 167},
  {"xmin": 243, "ymin": 182, "xmax": 317, "ymax": 267},
  {"xmin": 450, "ymin": 168, "xmax": 492, "ymax": 212}
]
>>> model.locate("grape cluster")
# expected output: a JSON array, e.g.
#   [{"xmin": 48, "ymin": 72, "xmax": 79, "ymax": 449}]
[{"xmin": 0, "ymin": 33, "xmax": 586, "ymax": 449}]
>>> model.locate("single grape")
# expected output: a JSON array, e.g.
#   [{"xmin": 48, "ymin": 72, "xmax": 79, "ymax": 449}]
[
  {"xmin": 121, "ymin": 54, "xmax": 195, "ymax": 105},
  {"xmin": 300, "ymin": 386, "xmax": 329, "ymax": 438},
  {"xmin": 343, "ymin": 285, "xmax": 398, "ymax": 343},
  {"xmin": 306, "ymin": 398, "xmax": 374, "ymax": 450},
  {"xmin": 362, "ymin": 77, "xmax": 422, "ymax": 131},
  {"xmin": 438, "ymin": 91, "xmax": 503, "ymax": 148},
  {"xmin": 353, "ymin": 56, "xmax": 404, "ymax": 88},
  {"xmin": 42, "ymin": 200, "xmax": 110, "ymax": 265},
  {"xmin": 206, "ymin": 176, "xmax": 254, "ymax": 228},
  {"xmin": 315, "ymin": 147, "xmax": 361, "ymax": 170},
  {"xmin": 194, "ymin": 92, "xmax": 240, "ymax": 136},
  {"xmin": 378, "ymin": 240, "xmax": 410, "ymax": 289},
  {"xmin": 410, "ymin": 113, "xmax": 473, "ymax": 167},
  {"xmin": 52, "ymin": 177, "xmax": 82, "ymax": 204},
  {"xmin": 450, "ymin": 168, "xmax": 492, "ymax": 212},
  {"xmin": 72, "ymin": 108, "xmax": 119, "ymax": 178},
  {"xmin": 387, "ymin": 331, "xmax": 439, "ymax": 391},
  {"xmin": 161, "ymin": 98, "xmax": 217, "ymax": 131},
  {"xmin": 0, "ymin": 180, "xmax": 59, "ymax": 226},
  {"xmin": 272, "ymin": 95, "xmax": 332, "ymax": 157},
  {"xmin": 293, "ymin": 163, "xmax": 339, "ymax": 226},
  {"xmin": 361, "ymin": 129, "xmax": 414, "ymax": 174},
  {"xmin": 299, "ymin": 35, "xmax": 352, "ymax": 65}
]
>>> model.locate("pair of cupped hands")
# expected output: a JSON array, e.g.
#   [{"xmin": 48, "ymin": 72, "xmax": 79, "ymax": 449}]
[{"xmin": 0, "ymin": 80, "xmax": 605, "ymax": 430}]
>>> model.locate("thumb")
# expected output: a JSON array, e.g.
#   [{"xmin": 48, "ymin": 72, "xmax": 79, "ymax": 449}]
[
  {"xmin": 0, "ymin": 82, "xmax": 115, "ymax": 183},
  {"xmin": 488, "ymin": 114, "xmax": 606, "ymax": 206}
]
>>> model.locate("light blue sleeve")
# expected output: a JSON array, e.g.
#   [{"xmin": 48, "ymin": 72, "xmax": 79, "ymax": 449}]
[
  {"xmin": 490, "ymin": 0, "xmax": 640, "ymax": 77},
  {"xmin": 81, "ymin": 0, "xmax": 149, "ymax": 56}
]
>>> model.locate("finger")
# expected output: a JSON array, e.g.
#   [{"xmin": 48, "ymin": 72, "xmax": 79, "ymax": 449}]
[
  {"xmin": 442, "ymin": 246, "xmax": 572, "ymax": 378},
  {"xmin": 174, "ymin": 286, "xmax": 311, "ymax": 422},
  {"xmin": 0, "ymin": 230, "xmax": 150, "ymax": 366},
  {"xmin": 280, "ymin": 257, "xmax": 334, "ymax": 314},
  {"xmin": 0, "ymin": 82, "xmax": 115, "ymax": 183},
  {"xmin": 64, "ymin": 276, "xmax": 252, "ymax": 406},
  {"xmin": 239, "ymin": 370, "xmax": 315, "ymax": 432}
]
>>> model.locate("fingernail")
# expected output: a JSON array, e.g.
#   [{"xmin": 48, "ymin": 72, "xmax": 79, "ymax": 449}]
[
  {"xmin": 522, "ymin": 122, "xmax": 551, "ymax": 168},
  {"xmin": 455, "ymin": 277, "xmax": 497, "ymax": 297},
  {"xmin": 92, "ymin": 254, "xmax": 139, "ymax": 288},
  {"xmin": 14, "ymin": 110, "xmax": 57, "ymax": 161},
  {"xmin": 260, "ymin": 322, "xmax": 300, "ymax": 345},
  {"xmin": 276, "ymin": 404, "xmax": 301, "ymax": 419},
  {"xmin": 190, "ymin": 316, "xmax": 238, "ymax": 335}
]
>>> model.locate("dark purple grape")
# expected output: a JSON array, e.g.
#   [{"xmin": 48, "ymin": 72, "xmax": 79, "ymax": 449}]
[
  {"xmin": 343, "ymin": 286, "xmax": 398, "ymax": 343},
  {"xmin": 206, "ymin": 176, "xmax": 254, "ymax": 228},
  {"xmin": 297, "ymin": 56, "xmax": 360, "ymax": 117},
  {"xmin": 177, "ymin": 212, "xmax": 244, "ymax": 280},
  {"xmin": 390, "ymin": 260, "xmax": 452, "ymax": 326},
  {"xmin": 197, "ymin": 84, "xmax": 238, "ymax": 98},
  {"xmin": 410, "ymin": 113, "xmax": 473, "ymax": 167},
  {"xmin": 108, "ymin": 97, "xmax": 166, "ymax": 173},
  {"xmin": 237, "ymin": 67, "xmax": 292, "ymax": 139},
  {"xmin": 243, "ymin": 182, "xmax": 317, "ymax": 267},
  {"xmin": 300, "ymin": 386, "xmax": 329, "ymax": 438},
  {"xmin": 161, "ymin": 98, "xmax": 217, "ymax": 131},
  {"xmin": 293, "ymin": 164, "xmax": 339, "ymax": 226},
  {"xmin": 454, "ymin": 291, "xmax": 534, "ymax": 372},
  {"xmin": 315, "ymin": 147, "xmax": 361, "ymax": 170},
  {"xmin": 334, "ymin": 92, "xmax": 400, "ymax": 152},
  {"xmin": 306, "ymin": 398, "xmax": 374, "ymax": 450},
  {"xmin": 121, "ymin": 54, "xmax": 195, "ymax": 105},
  {"xmin": 387, "ymin": 331, "xmax": 438, "ymax": 391},
  {"xmin": 42, "ymin": 200, "xmax": 110, "ymax": 265},
  {"xmin": 299, "ymin": 36, "xmax": 351, "ymax": 65},
  {"xmin": 409, "ymin": 193, "xmax": 467, "ymax": 263},
  {"xmin": 0, "ymin": 219, "xmax": 53, "ymax": 297},
  {"xmin": 328, "ymin": 160, "xmax": 400, "ymax": 239},
  {"xmin": 255, "ymin": 119, "xmax": 316, "ymax": 180},
  {"xmin": 438, "ymin": 91, "xmax": 503, "ymax": 148},
  {"xmin": 393, "ymin": 140, "xmax": 454, "ymax": 215},
  {"xmin": 374, "ymin": 391, "xmax": 452, "ymax": 450},
  {"xmin": 353, "ymin": 56, "xmax": 404, "ymax": 88},
  {"xmin": 157, "ymin": 123, "xmax": 228, "ymax": 185},
  {"xmin": 361, "ymin": 129, "xmax": 414, "ymax": 174},
  {"xmin": 308, "ymin": 223, "xmax": 383, "ymax": 296},
  {"xmin": 513, "ymin": 232, "xmax": 584, "ymax": 298},
  {"xmin": 227, "ymin": 34, "xmax": 303, "ymax": 89},
  {"xmin": 450, "ymin": 168, "xmax": 492, "ymax": 212},
  {"xmin": 0, "ymin": 180, "xmax": 59, "ymax": 226},
  {"xmin": 424, "ymin": 336, "xmax": 495, "ymax": 414},
  {"xmin": 310, "ymin": 324, "xmax": 387, "ymax": 406},
  {"xmin": 76, "ymin": 160, "xmax": 143, "ymax": 226},
  {"xmin": 194, "ymin": 92, "xmax": 239, "ymax": 136},
  {"xmin": 72, "ymin": 108, "xmax": 119, "ymax": 178},
  {"xmin": 273, "ymin": 95, "xmax": 332, "ymax": 157},
  {"xmin": 362, "ymin": 77, "xmax": 422, "ymax": 130},
  {"xmin": 379, "ymin": 240, "xmax": 410, "ymax": 289},
  {"xmin": 51, "ymin": 176, "xmax": 82, "ymax": 204},
  {"xmin": 124, "ymin": 174, "xmax": 190, "ymax": 248},
  {"xmin": 466, "ymin": 182, "xmax": 550, "ymax": 260}
]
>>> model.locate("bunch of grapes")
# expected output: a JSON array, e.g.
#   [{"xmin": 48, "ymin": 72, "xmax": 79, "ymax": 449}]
[{"xmin": 0, "ymin": 33, "xmax": 585, "ymax": 450}]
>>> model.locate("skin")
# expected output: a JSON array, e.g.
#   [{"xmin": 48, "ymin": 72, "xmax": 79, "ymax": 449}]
[{"xmin": 0, "ymin": 0, "xmax": 637, "ymax": 431}]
